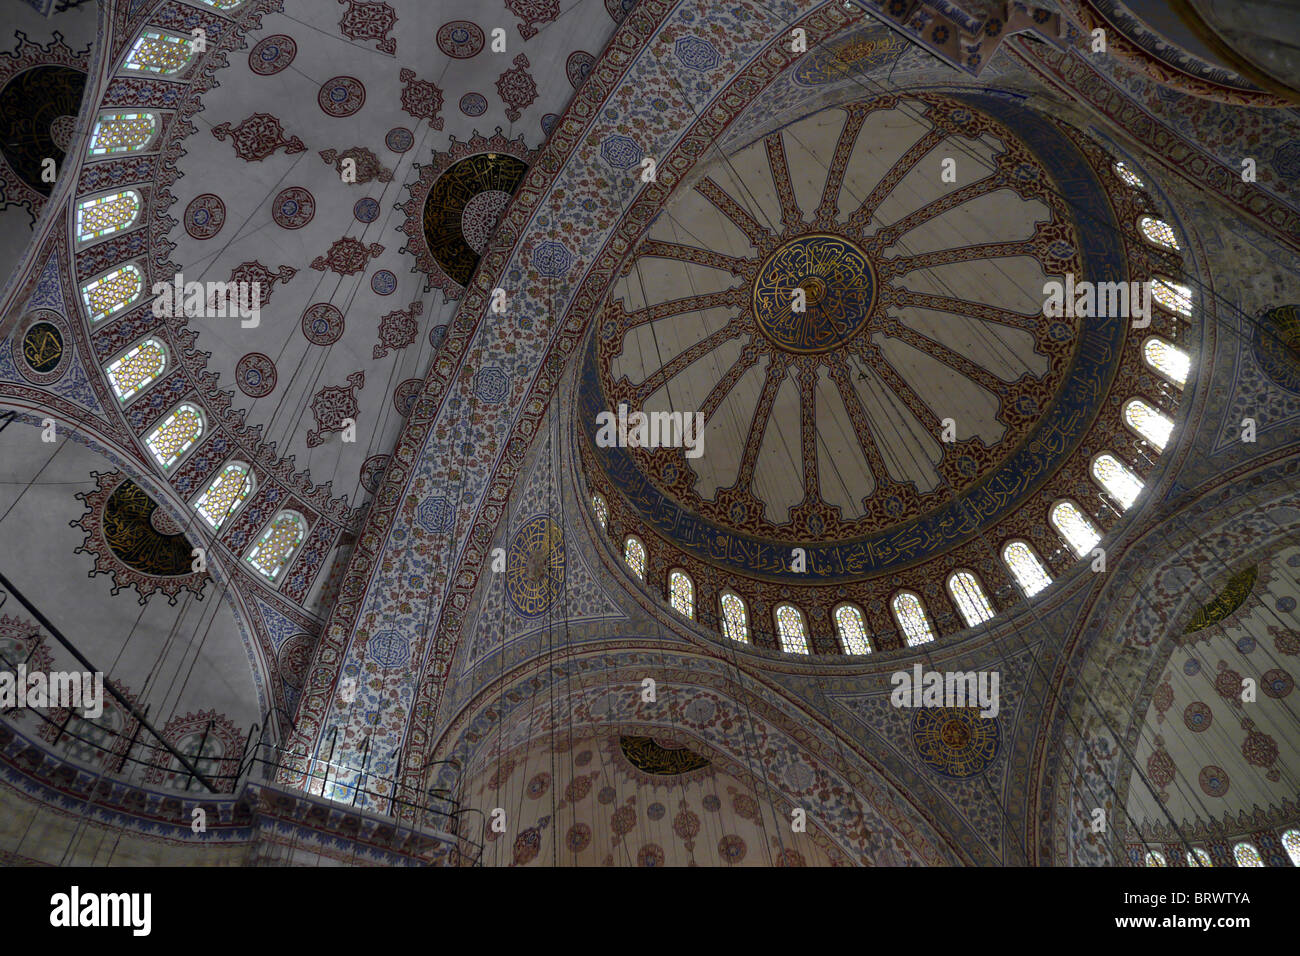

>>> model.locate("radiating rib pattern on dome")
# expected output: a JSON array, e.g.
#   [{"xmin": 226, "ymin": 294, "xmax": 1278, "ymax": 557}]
[{"xmin": 597, "ymin": 94, "xmax": 1079, "ymax": 544}]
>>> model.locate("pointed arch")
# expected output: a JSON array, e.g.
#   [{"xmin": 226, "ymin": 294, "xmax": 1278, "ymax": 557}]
[
  {"xmin": 76, "ymin": 189, "xmax": 142, "ymax": 244},
  {"xmin": 87, "ymin": 112, "xmax": 158, "ymax": 156},
  {"xmin": 623, "ymin": 536, "xmax": 646, "ymax": 581},
  {"xmin": 774, "ymin": 603, "xmax": 809, "ymax": 655},
  {"xmin": 1092, "ymin": 453, "xmax": 1144, "ymax": 510},
  {"xmin": 1281, "ymin": 829, "xmax": 1300, "ymax": 867},
  {"xmin": 1233, "ymin": 842, "xmax": 1264, "ymax": 867},
  {"xmin": 833, "ymin": 602, "xmax": 871, "ymax": 654},
  {"xmin": 1003, "ymin": 540, "xmax": 1051, "ymax": 597},
  {"xmin": 124, "ymin": 29, "xmax": 196, "ymax": 75},
  {"xmin": 1142, "ymin": 336, "xmax": 1190, "ymax": 387},
  {"xmin": 1152, "ymin": 277, "xmax": 1192, "ymax": 316},
  {"xmin": 947, "ymin": 570, "xmax": 995, "ymax": 627},
  {"xmin": 1137, "ymin": 216, "xmax": 1179, "ymax": 250},
  {"xmin": 106, "ymin": 337, "xmax": 166, "ymax": 402},
  {"xmin": 1050, "ymin": 500, "xmax": 1102, "ymax": 558},
  {"xmin": 194, "ymin": 462, "xmax": 255, "ymax": 530},
  {"xmin": 719, "ymin": 590, "xmax": 749, "ymax": 644},
  {"xmin": 1123, "ymin": 398, "xmax": 1174, "ymax": 451},
  {"xmin": 145, "ymin": 402, "xmax": 204, "ymax": 470},
  {"xmin": 246, "ymin": 511, "xmax": 307, "ymax": 583},
  {"xmin": 81, "ymin": 263, "xmax": 144, "ymax": 323},
  {"xmin": 891, "ymin": 591, "xmax": 935, "ymax": 646},
  {"xmin": 1113, "ymin": 161, "xmax": 1144, "ymax": 188},
  {"xmin": 668, "ymin": 569, "xmax": 694, "ymax": 619}
]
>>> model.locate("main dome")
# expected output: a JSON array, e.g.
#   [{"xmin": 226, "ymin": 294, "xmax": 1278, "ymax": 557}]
[{"xmin": 581, "ymin": 92, "xmax": 1141, "ymax": 576}]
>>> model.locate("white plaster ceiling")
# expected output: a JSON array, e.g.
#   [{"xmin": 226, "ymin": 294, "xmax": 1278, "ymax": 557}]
[{"xmin": 165, "ymin": 0, "xmax": 621, "ymax": 511}]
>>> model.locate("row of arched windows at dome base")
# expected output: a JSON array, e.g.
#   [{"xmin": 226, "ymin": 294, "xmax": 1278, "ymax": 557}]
[
  {"xmin": 1141, "ymin": 830, "xmax": 1300, "ymax": 867},
  {"xmin": 590, "ymin": 416, "xmax": 1181, "ymax": 655},
  {"xmin": 134, "ymin": 400, "xmax": 306, "ymax": 586},
  {"xmin": 72, "ymin": 12, "xmax": 304, "ymax": 590}
]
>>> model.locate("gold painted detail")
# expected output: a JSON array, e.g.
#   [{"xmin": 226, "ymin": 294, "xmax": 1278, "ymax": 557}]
[
  {"xmin": 619, "ymin": 735, "xmax": 711, "ymax": 775},
  {"xmin": 1184, "ymin": 565, "xmax": 1257, "ymax": 634}
]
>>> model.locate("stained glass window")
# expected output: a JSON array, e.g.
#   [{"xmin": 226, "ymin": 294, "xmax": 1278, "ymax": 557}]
[
  {"xmin": 623, "ymin": 536, "xmax": 646, "ymax": 581},
  {"xmin": 668, "ymin": 570, "xmax": 694, "ymax": 619},
  {"xmin": 775, "ymin": 603, "xmax": 809, "ymax": 654},
  {"xmin": 1139, "ymin": 216, "xmax": 1179, "ymax": 250},
  {"xmin": 948, "ymin": 570, "xmax": 995, "ymax": 627},
  {"xmin": 1050, "ymin": 500, "xmax": 1102, "ymax": 557},
  {"xmin": 125, "ymin": 30, "xmax": 196, "ymax": 75},
  {"xmin": 1152, "ymin": 278, "xmax": 1192, "ymax": 316},
  {"xmin": 146, "ymin": 403, "xmax": 203, "ymax": 470},
  {"xmin": 1144, "ymin": 850, "xmax": 1166, "ymax": 867},
  {"xmin": 195, "ymin": 462, "xmax": 254, "ymax": 530},
  {"xmin": 1093, "ymin": 453, "xmax": 1143, "ymax": 510},
  {"xmin": 87, "ymin": 112, "xmax": 157, "ymax": 156},
  {"xmin": 1233, "ymin": 842, "xmax": 1264, "ymax": 867},
  {"xmin": 1124, "ymin": 399, "xmax": 1174, "ymax": 451},
  {"xmin": 1187, "ymin": 848, "xmax": 1213, "ymax": 867},
  {"xmin": 246, "ymin": 511, "xmax": 306, "ymax": 582},
  {"xmin": 720, "ymin": 591, "xmax": 749, "ymax": 644},
  {"xmin": 107, "ymin": 338, "xmax": 166, "ymax": 402},
  {"xmin": 1004, "ymin": 541, "xmax": 1051, "ymax": 597},
  {"xmin": 591, "ymin": 494, "xmax": 609, "ymax": 532},
  {"xmin": 1143, "ymin": 337, "xmax": 1190, "ymax": 387},
  {"xmin": 82, "ymin": 264, "xmax": 144, "ymax": 323},
  {"xmin": 199, "ymin": 0, "xmax": 245, "ymax": 8},
  {"xmin": 1113, "ymin": 161, "xmax": 1144, "ymax": 188},
  {"xmin": 891, "ymin": 591, "xmax": 935, "ymax": 646},
  {"xmin": 1282, "ymin": 829, "xmax": 1300, "ymax": 867},
  {"xmin": 76, "ymin": 190, "xmax": 142, "ymax": 243},
  {"xmin": 834, "ymin": 603, "xmax": 871, "ymax": 654}
]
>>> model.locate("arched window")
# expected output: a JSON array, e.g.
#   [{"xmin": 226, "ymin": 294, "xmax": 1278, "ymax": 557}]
[
  {"xmin": 1123, "ymin": 399, "xmax": 1174, "ymax": 451},
  {"xmin": 591, "ymin": 494, "xmax": 609, "ymax": 532},
  {"xmin": 1143, "ymin": 850, "xmax": 1166, "ymax": 867},
  {"xmin": 623, "ymin": 536, "xmax": 646, "ymax": 581},
  {"xmin": 891, "ymin": 591, "xmax": 935, "ymax": 646},
  {"xmin": 1092, "ymin": 453, "xmax": 1143, "ymax": 510},
  {"xmin": 834, "ymin": 603, "xmax": 871, "ymax": 654},
  {"xmin": 775, "ymin": 603, "xmax": 809, "ymax": 654},
  {"xmin": 1003, "ymin": 541, "xmax": 1051, "ymax": 597},
  {"xmin": 668, "ymin": 570, "xmax": 694, "ymax": 619},
  {"xmin": 948, "ymin": 570, "xmax": 995, "ymax": 627},
  {"xmin": 1282, "ymin": 829, "xmax": 1300, "ymax": 867},
  {"xmin": 1187, "ymin": 847, "xmax": 1213, "ymax": 867},
  {"xmin": 82, "ymin": 264, "xmax": 144, "ymax": 323},
  {"xmin": 720, "ymin": 591, "xmax": 749, "ymax": 644},
  {"xmin": 76, "ymin": 190, "xmax": 142, "ymax": 244},
  {"xmin": 1138, "ymin": 216, "xmax": 1179, "ymax": 250},
  {"xmin": 1143, "ymin": 337, "xmax": 1190, "ymax": 387},
  {"xmin": 199, "ymin": 0, "xmax": 245, "ymax": 8},
  {"xmin": 106, "ymin": 338, "xmax": 166, "ymax": 402},
  {"xmin": 87, "ymin": 112, "xmax": 157, "ymax": 156},
  {"xmin": 194, "ymin": 462, "xmax": 254, "ymax": 530},
  {"xmin": 124, "ymin": 30, "xmax": 196, "ymax": 75},
  {"xmin": 1152, "ymin": 278, "xmax": 1192, "ymax": 316},
  {"xmin": 1233, "ymin": 842, "xmax": 1264, "ymax": 867},
  {"xmin": 1050, "ymin": 500, "xmax": 1101, "ymax": 557},
  {"xmin": 145, "ymin": 403, "xmax": 203, "ymax": 470},
  {"xmin": 246, "ymin": 511, "xmax": 306, "ymax": 582},
  {"xmin": 1113, "ymin": 161, "xmax": 1144, "ymax": 189}
]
